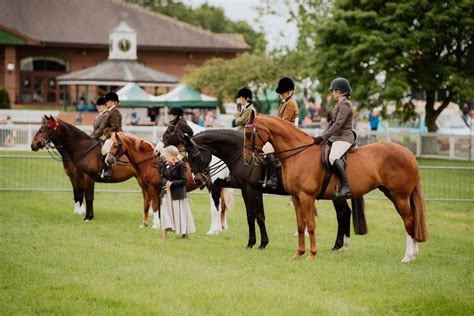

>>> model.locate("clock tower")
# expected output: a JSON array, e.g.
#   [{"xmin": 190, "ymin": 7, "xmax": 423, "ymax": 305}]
[{"xmin": 108, "ymin": 17, "xmax": 137, "ymax": 60}]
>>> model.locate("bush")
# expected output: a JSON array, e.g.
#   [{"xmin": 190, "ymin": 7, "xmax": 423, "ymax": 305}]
[{"xmin": 0, "ymin": 87, "xmax": 11, "ymax": 109}]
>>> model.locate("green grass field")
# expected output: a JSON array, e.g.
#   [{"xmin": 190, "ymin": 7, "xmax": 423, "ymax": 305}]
[{"xmin": 1, "ymin": 189, "xmax": 473, "ymax": 315}]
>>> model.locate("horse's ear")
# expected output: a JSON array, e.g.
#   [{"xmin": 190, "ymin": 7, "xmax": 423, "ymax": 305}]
[{"xmin": 42, "ymin": 115, "xmax": 48, "ymax": 123}]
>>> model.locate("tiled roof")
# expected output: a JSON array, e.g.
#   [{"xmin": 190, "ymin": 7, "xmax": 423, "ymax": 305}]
[{"xmin": 0, "ymin": 0, "xmax": 250, "ymax": 52}]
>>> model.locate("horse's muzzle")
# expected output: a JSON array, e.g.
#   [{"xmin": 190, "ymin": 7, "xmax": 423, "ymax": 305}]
[{"xmin": 31, "ymin": 140, "xmax": 45, "ymax": 151}]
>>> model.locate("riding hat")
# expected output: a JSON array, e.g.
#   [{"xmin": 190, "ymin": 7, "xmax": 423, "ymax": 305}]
[
  {"xmin": 163, "ymin": 145, "xmax": 179, "ymax": 160},
  {"xmin": 328, "ymin": 77, "xmax": 352, "ymax": 93},
  {"xmin": 169, "ymin": 106, "xmax": 184, "ymax": 117},
  {"xmin": 96, "ymin": 96, "xmax": 106, "ymax": 106},
  {"xmin": 104, "ymin": 92, "xmax": 119, "ymax": 102},
  {"xmin": 275, "ymin": 77, "xmax": 295, "ymax": 94},
  {"xmin": 235, "ymin": 87, "xmax": 253, "ymax": 99}
]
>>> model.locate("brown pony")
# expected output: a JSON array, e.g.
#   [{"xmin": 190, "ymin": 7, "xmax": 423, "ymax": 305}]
[
  {"xmin": 31, "ymin": 116, "xmax": 146, "ymax": 221},
  {"xmin": 243, "ymin": 113, "xmax": 428, "ymax": 262},
  {"xmin": 108, "ymin": 132, "xmax": 211, "ymax": 229}
]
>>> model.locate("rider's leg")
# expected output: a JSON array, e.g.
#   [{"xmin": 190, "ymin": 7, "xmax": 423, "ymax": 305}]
[
  {"xmin": 101, "ymin": 139, "xmax": 114, "ymax": 178},
  {"xmin": 329, "ymin": 141, "xmax": 352, "ymax": 199},
  {"xmin": 261, "ymin": 142, "xmax": 277, "ymax": 189}
]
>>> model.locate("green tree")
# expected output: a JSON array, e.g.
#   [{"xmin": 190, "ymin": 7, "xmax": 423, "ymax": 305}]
[
  {"xmin": 311, "ymin": 0, "xmax": 474, "ymax": 131},
  {"xmin": 0, "ymin": 86, "xmax": 11, "ymax": 109},
  {"xmin": 262, "ymin": 0, "xmax": 474, "ymax": 131},
  {"xmin": 183, "ymin": 52, "xmax": 297, "ymax": 113},
  {"xmin": 125, "ymin": 0, "xmax": 266, "ymax": 51}
]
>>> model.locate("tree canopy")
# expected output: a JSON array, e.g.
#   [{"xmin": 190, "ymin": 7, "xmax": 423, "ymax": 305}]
[
  {"xmin": 125, "ymin": 0, "xmax": 266, "ymax": 51},
  {"xmin": 183, "ymin": 52, "xmax": 297, "ymax": 113},
  {"xmin": 301, "ymin": 0, "xmax": 473, "ymax": 131}
]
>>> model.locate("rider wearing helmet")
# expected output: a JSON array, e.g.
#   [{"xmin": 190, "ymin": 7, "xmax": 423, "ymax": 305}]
[
  {"xmin": 234, "ymin": 87, "xmax": 256, "ymax": 132},
  {"xmin": 162, "ymin": 106, "xmax": 194, "ymax": 160},
  {"xmin": 98, "ymin": 92, "xmax": 123, "ymax": 178},
  {"xmin": 314, "ymin": 77, "xmax": 356, "ymax": 199},
  {"xmin": 276, "ymin": 76, "xmax": 299, "ymax": 125}
]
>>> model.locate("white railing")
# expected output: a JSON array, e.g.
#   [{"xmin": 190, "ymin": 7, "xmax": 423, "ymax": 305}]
[{"xmin": 0, "ymin": 124, "xmax": 473, "ymax": 161}]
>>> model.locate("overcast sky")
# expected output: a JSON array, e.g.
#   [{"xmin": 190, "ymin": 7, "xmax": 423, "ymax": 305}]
[{"xmin": 187, "ymin": 0, "xmax": 298, "ymax": 50}]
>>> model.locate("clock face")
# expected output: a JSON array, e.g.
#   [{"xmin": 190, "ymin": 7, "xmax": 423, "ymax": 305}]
[{"xmin": 118, "ymin": 38, "xmax": 131, "ymax": 52}]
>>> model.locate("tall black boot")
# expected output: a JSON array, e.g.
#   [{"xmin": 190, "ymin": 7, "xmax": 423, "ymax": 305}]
[
  {"xmin": 101, "ymin": 164, "xmax": 113, "ymax": 179},
  {"xmin": 263, "ymin": 154, "xmax": 278, "ymax": 190},
  {"xmin": 332, "ymin": 159, "xmax": 351, "ymax": 199}
]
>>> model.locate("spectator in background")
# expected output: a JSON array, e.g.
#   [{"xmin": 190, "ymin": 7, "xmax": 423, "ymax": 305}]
[
  {"xmin": 461, "ymin": 102, "xmax": 470, "ymax": 127},
  {"xmin": 352, "ymin": 106, "xmax": 360, "ymax": 129},
  {"xmin": 205, "ymin": 110, "xmax": 216, "ymax": 127},
  {"xmin": 198, "ymin": 114, "xmax": 205, "ymax": 127},
  {"xmin": 76, "ymin": 98, "xmax": 87, "ymax": 111},
  {"xmin": 75, "ymin": 113, "xmax": 83, "ymax": 125},
  {"xmin": 130, "ymin": 108, "xmax": 140, "ymax": 126},
  {"xmin": 369, "ymin": 108, "xmax": 380, "ymax": 131},
  {"xmin": 307, "ymin": 97, "xmax": 317, "ymax": 120}
]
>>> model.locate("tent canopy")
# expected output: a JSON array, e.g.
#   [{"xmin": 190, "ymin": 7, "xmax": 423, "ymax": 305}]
[
  {"xmin": 116, "ymin": 83, "xmax": 159, "ymax": 107},
  {"xmin": 153, "ymin": 84, "xmax": 218, "ymax": 108}
]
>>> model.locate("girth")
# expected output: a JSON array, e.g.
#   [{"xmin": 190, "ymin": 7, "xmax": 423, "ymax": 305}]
[{"xmin": 316, "ymin": 141, "xmax": 358, "ymax": 199}]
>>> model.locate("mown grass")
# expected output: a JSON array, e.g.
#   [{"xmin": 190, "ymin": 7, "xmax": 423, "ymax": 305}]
[{"xmin": 1, "ymin": 190, "xmax": 473, "ymax": 315}]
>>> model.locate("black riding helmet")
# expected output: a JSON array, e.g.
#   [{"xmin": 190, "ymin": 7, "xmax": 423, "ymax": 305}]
[
  {"xmin": 96, "ymin": 96, "xmax": 106, "ymax": 106},
  {"xmin": 169, "ymin": 106, "xmax": 184, "ymax": 117},
  {"xmin": 104, "ymin": 92, "xmax": 119, "ymax": 102},
  {"xmin": 328, "ymin": 77, "xmax": 352, "ymax": 94},
  {"xmin": 275, "ymin": 77, "xmax": 295, "ymax": 94},
  {"xmin": 235, "ymin": 87, "xmax": 253, "ymax": 100}
]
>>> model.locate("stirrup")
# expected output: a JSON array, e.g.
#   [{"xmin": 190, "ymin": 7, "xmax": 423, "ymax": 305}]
[{"xmin": 334, "ymin": 185, "xmax": 351, "ymax": 199}]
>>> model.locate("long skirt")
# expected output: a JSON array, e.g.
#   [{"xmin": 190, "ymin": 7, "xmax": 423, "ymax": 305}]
[{"xmin": 161, "ymin": 193, "xmax": 196, "ymax": 235}]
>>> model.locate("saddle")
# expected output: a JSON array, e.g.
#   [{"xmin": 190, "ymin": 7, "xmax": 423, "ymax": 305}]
[{"xmin": 316, "ymin": 139, "xmax": 358, "ymax": 199}]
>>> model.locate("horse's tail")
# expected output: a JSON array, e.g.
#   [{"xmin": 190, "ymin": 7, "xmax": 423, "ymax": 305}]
[
  {"xmin": 410, "ymin": 179, "xmax": 428, "ymax": 242},
  {"xmin": 221, "ymin": 188, "xmax": 234, "ymax": 212},
  {"xmin": 351, "ymin": 196, "xmax": 368, "ymax": 235}
]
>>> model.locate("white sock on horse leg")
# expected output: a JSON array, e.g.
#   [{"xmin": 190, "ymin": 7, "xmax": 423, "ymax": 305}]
[
  {"xmin": 401, "ymin": 234, "xmax": 416, "ymax": 263},
  {"xmin": 207, "ymin": 194, "xmax": 221, "ymax": 235},
  {"xmin": 152, "ymin": 211, "xmax": 160, "ymax": 230}
]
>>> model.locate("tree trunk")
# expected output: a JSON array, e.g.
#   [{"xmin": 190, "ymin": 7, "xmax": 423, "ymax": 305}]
[{"xmin": 424, "ymin": 89, "xmax": 454, "ymax": 132}]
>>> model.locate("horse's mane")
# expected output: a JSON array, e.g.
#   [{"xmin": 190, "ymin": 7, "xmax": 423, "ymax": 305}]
[
  {"xmin": 119, "ymin": 132, "xmax": 154, "ymax": 152},
  {"xmin": 257, "ymin": 115, "xmax": 312, "ymax": 138},
  {"xmin": 57, "ymin": 119, "xmax": 91, "ymax": 139}
]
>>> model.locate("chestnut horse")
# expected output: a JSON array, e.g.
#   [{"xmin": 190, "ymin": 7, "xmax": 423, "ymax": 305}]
[
  {"xmin": 243, "ymin": 114, "xmax": 427, "ymax": 262},
  {"xmin": 31, "ymin": 116, "xmax": 151, "ymax": 222},
  {"xmin": 184, "ymin": 130, "xmax": 367, "ymax": 250}
]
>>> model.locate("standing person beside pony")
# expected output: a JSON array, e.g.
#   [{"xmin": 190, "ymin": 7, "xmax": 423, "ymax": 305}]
[
  {"xmin": 314, "ymin": 77, "xmax": 357, "ymax": 199},
  {"xmin": 160, "ymin": 145, "xmax": 196, "ymax": 239}
]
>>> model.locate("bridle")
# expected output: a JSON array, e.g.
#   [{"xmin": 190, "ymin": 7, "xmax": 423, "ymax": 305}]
[{"xmin": 244, "ymin": 122, "xmax": 316, "ymax": 165}]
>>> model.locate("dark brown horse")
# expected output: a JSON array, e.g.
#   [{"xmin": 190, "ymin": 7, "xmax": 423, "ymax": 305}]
[
  {"xmin": 31, "ymin": 116, "xmax": 149, "ymax": 222},
  {"xmin": 243, "ymin": 113, "xmax": 428, "ymax": 262}
]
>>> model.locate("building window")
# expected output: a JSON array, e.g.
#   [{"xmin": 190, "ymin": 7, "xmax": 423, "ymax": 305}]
[{"xmin": 20, "ymin": 57, "xmax": 69, "ymax": 104}]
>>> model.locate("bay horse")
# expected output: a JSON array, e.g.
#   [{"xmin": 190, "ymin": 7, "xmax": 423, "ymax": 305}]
[
  {"xmin": 183, "ymin": 129, "xmax": 367, "ymax": 250},
  {"xmin": 31, "ymin": 115, "xmax": 149, "ymax": 222},
  {"xmin": 243, "ymin": 113, "xmax": 428, "ymax": 262},
  {"xmin": 108, "ymin": 132, "xmax": 233, "ymax": 231}
]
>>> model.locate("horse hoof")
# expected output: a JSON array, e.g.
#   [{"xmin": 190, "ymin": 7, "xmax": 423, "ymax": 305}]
[
  {"xmin": 139, "ymin": 223, "xmax": 148, "ymax": 229},
  {"xmin": 401, "ymin": 255, "xmax": 416, "ymax": 263},
  {"xmin": 246, "ymin": 244, "xmax": 255, "ymax": 249},
  {"xmin": 83, "ymin": 219, "xmax": 91, "ymax": 223},
  {"xmin": 306, "ymin": 255, "xmax": 316, "ymax": 261}
]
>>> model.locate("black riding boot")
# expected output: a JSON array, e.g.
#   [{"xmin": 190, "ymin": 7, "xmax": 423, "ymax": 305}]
[
  {"xmin": 332, "ymin": 159, "xmax": 351, "ymax": 199},
  {"xmin": 101, "ymin": 164, "xmax": 113, "ymax": 179},
  {"xmin": 263, "ymin": 154, "xmax": 278, "ymax": 190}
]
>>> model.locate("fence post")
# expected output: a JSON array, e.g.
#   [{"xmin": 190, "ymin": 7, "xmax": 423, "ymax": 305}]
[
  {"xmin": 27, "ymin": 124, "xmax": 32, "ymax": 146},
  {"xmin": 449, "ymin": 135, "xmax": 455, "ymax": 159},
  {"xmin": 416, "ymin": 134, "xmax": 421, "ymax": 157}
]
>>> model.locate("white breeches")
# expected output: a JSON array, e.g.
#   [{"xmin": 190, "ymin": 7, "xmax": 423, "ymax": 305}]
[
  {"xmin": 262, "ymin": 142, "xmax": 274, "ymax": 155},
  {"xmin": 329, "ymin": 141, "xmax": 352, "ymax": 165}
]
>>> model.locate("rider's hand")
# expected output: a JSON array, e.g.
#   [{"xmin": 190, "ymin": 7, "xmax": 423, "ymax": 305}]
[{"xmin": 314, "ymin": 136, "xmax": 324, "ymax": 144}]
